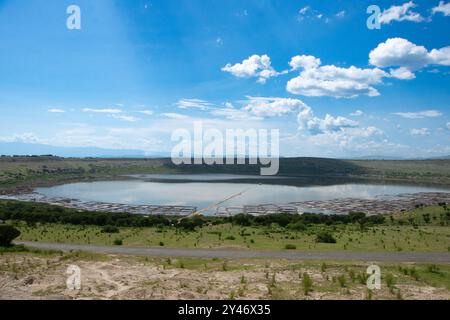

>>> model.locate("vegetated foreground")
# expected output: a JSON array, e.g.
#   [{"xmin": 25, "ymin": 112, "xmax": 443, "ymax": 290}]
[
  {"xmin": 3, "ymin": 200, "xmax": 449, "ymax": 253},
  {"xmin": 0, "ymin": 248, "xmax": 449, "ymax": 300}
]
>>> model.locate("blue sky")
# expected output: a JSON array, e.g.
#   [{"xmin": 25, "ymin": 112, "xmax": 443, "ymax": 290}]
[{"xmin": 0, "ymin": 0, "xmax": 449, "ymax": 158}]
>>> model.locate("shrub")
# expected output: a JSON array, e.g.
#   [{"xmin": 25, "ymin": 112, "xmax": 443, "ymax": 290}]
[
  {"xmin": 409, "ymin": 267, "xmax": 420, "ymax": 281},
  {"xmin": 287, "ymin": 221, "xmax": 307, "ymax": 232},
  {"xmin": 302, "ymin": 273, "xmax": 313, "ymax": 295},
  {"xmin": 396, "ymin": 289, "xmax": 403, "ymax": 300},
  {"xmin": 385, "ymin": 273, "xmax": 396, "ymax": 293},
  {"xmin": 427, "ymin": 264, "xmax": 440, "ymax": 274},
  {"xmin": 113, "ymin": 239, "xmax": 123, "ymax": 246},
  {"xmin": 337, "ymin": 274, "xmax": 346, "ymax": 288},
  {"xmin": 0, "ymin": 225, "xmax": 21, "ymax": 246},
  {"xmin": 315, "ymin": 231, "xmax": 336, "ymax": 243},
  {"xmin": 366, "ymin": 289, "xmax": 373, "ymax": 300},
  {"xmin": 159, "ymin": 241, "xmax": 164, "ymax": 246},
  {"xmin": 101, "ymin": 225, "xmax": 119, "ymax": 233},
  {"xmin": 357, "ymin": 272, "xmax": 369, "ymax": 285},
  {"xmin": 284, "ymin": 244, "xmax": 297, "ymax": 250},
  {"xmin": 225, "ymin": 235, "xmax": 236, "ymax": 240},
  {"xmin": 348, "ymin": 270, "xmax": 356, "ymax": 282},
  {"xmin": 178, "ymin": 216, "xmax": 206, "ymax": 231}
]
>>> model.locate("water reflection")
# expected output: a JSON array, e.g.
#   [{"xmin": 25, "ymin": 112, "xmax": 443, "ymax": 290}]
[{"xmin": 36, "ymin": 174, "xmax": 449, "ymax": 209}]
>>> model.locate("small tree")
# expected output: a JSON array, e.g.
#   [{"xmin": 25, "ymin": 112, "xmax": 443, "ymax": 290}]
[
  {"xmin": 101, "ymin": 225, "xmax": 119, "ymax": 233},
  {"xmin": 0, "ymin": 225, "xmax": 21, "ymax": 247},
  {"xmin": 113, "ymin": 239, "xmax": 123, "ymax": 246},
  {"xmin": 315, "ymin": 231, "xmax": 336, "ymax": 243}
]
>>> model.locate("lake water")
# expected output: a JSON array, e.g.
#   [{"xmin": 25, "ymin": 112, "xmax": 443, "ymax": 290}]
[{"xmin": 35, "ymin": 174, "xmax": 449, "ymax": 210}]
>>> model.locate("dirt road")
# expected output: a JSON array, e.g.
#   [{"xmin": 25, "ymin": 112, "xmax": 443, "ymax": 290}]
[{"xmin": 16, "ymin": 241, "xmax": 450, "ymax": 263}]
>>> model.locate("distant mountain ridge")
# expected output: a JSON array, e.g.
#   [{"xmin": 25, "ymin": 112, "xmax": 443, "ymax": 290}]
[
  {"xmin": 0, "ymin": 141, "xmax": 448, "ymax": 160},
  {"xmin": 0, "ymin": 141, "xmax": 150, "ymax": 158}
]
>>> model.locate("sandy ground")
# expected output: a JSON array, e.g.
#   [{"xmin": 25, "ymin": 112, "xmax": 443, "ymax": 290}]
[{"xmin": 0, "ymin": 253, "xmax": 449, "ymax": 300}]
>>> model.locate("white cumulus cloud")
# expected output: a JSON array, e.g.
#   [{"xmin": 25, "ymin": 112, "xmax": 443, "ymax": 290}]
[
  {"xmin": 243, "ymin": 97, "xmax": 307, "ymax": 117},
  {"xmin": 389, "ymin": 66, "xmax": 416, "ymax": 80},
  {"xmin": 287, "ymin": 63, "xmax": 387, "ymax": 98},
  {"xmin": 289, "ymin": 55, "xmax": 321, "ymax": 71},
  {"xmin": 369, "ymin": 38, "xmax": 450, "ymax": 72},
  {"xmin": 297, "ymin": 105, "xmax": 359, "ymax": 135},
  {"xmin": 221, "ymin": 54, "xmax": 282, "ymax": 84}
]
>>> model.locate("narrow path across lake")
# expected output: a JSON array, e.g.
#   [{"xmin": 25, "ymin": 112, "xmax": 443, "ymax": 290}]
[{"xmin": 16, "ymin": 241, "xmax": 450, "ymax": 263}]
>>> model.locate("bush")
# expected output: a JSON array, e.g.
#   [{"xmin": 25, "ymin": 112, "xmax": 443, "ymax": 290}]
[
  {"xmin": 101, "ymin": 225, "xmax": 119, "ymax": 233},
  {"xmin": 315, "ymin": 231, "xmax": 336, "ymax": 243},
  {"xmin": 427, "ymin": 264, "xmax": 440, "ymax": 274},
  {"xmin": 337, "ymin": 274, "xmax": 346, "ymax": 288},
  {"xmin": 385, "ymin": 273, "xmax": 396, "ymax": 293},
  {"xmin": 113, "ymin": 239, "xmax": 123, "ymax": 246},
  {"xmin": 302, "ymin": 273, "xmax": 313, "ymax": 295},
  {"xmin": 287, "ymin": 221, "xmax": 307, "ymax": 232},
  {"xmin": 0, "ymin": 225, "xmax": 21, "ymax": 246},
  {"xmin": 284, "ymin": 244, "xmax": 297, "ymax": 250},
  {"xmin": 178, "ymin": 216, "xmax": 206, "ymax": 231},
  {"xmin": 225, "ymin": 235, "xmax": 236, "ymax": 240}
]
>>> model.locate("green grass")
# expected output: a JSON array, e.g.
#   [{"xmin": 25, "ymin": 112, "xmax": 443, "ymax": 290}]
[
  {"xmin": 0, "ymin": 244, "xmax": 62, "ymax": 256},
  {"xmin": 14, "ymin": 205, "xmax": 450, "ymax": 252}
]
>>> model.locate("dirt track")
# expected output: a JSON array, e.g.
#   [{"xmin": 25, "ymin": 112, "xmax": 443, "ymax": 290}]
[{"xmin": 16, "ymin": 241, "xmax": 450, "ymax": 263}]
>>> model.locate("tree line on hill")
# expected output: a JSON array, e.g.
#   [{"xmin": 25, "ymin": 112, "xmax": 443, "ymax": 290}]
[{"xmin": 0, "ymin": 200, "xmax": 384, "ymax": 232}]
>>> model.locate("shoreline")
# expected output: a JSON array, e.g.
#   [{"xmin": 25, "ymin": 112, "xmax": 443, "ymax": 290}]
[{"xmin": 2, "ymin": 190, "xmax": 449, "ymax": 217}]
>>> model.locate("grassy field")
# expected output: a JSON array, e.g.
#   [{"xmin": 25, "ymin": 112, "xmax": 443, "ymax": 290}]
[
  {"xmin": 13, "ymin": 206, "xmax": 450, "ymax": 252},
  {"xmin": 0, "ymin": 247, "xmax": 449, "ymax": 299}
]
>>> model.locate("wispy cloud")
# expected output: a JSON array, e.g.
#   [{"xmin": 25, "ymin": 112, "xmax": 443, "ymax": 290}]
[
  {"xmin": 335, "ymin": 10, "xmax": 346, "ymax": 18},
  {"xmin": 379, "ymin": 1, "xmax": 424, "ymax": 25},
  {"xmin": 162, "ymin": 113, "xmax": 190, "ymax": 119},
  {"xmin": 410, "ymin": 128, "xmax": 430, "ymax": 136},
  {"xmin": 176, "ymin": 99, "xmax": 212, "ymax": 110},
  {"xmin": 82, "ymin": 108, "xmax": 123, "ymax": 114},
  {"xmin": 432, "ymin": 1, "xmax": 450, "ymax": 16},
  {"xmin": 138, "ymin": 110, "xmax": 154, "ymax": 116},
  {"xmin": 393, "ymin": 110, "xmax": 442, "ymax": 119},
  {"xmin": 111, "ymin": 114, "xmax": 140, "ymax": 122},
  {"xmin": 47, "ymin": 108, "xmax": 65, "ymax": 113},
  {"xmin": 350, "ymin": 110, "xmax": 364, "ymax": 117},
  {"xmin": 210, "ymin": 102, "xmax": 261, "ymax": 121}
]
